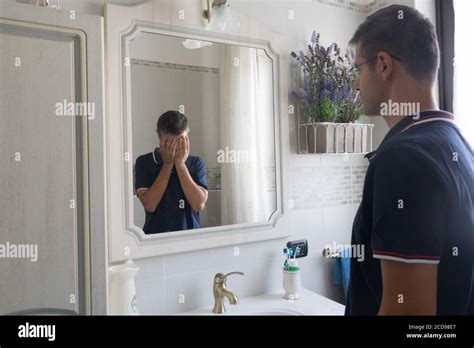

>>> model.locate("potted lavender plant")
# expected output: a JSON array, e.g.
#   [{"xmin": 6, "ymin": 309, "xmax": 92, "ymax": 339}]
[{"xmin": 292, "ymin": 31, "xmax": 373, "ymax": 154}]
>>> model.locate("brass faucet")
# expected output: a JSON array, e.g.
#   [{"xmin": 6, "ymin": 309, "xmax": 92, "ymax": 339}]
[{"xmin": 212, "ymin": 271, "xmax": 244, "ymax": 314}]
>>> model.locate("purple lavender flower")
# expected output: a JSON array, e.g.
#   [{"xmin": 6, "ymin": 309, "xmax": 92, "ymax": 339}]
[
  {"xmin": 319, "ymin": 75, "xmax": 326, "ymax": 90},
  {"xmin": 313, "ymin": 43, "xmax": 321, "ymax": 57},
  {"xmin": 325, "ymin": 79, "xmax": 335, "ymax": 91},
  {"xmin": 303, "ymin": 75, "xmax": 310, "ymax": 89},
  {"xmin": 292, "ymin": 30, "xmax": 364, "ymax": 123},
  {"xmin": 321, "ymin": 89, "xmax": 329, "ymax": 101},
  {"xmin": 342, "ymin": 84, "xmax": 350, "ymax": 103},
  {"xmin": 327, "ymin": 43, "xmax": 336, "ymax": 56},
  {"xmin": 344, "ymin": 48, "xmax": 355, "ymax": 63},
  {"xmin": 300, "ymin": 88, "xmax": 312, "ymax": 103},
  {"xmin": 320, "ymin": 74, "xmax": 337, "ymax": 100}
]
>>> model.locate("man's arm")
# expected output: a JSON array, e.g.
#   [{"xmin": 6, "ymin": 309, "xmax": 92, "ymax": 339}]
[
  {"xmin": 378, "ymin": 259, "xmax": 438, "ymax": 315},
  {"xmin": 137, "ymin": 137, "xmax": 177, "ymax": 213},
  {"xmin": 371, "ymin": 147, "xmax": 445, "ymax": 316},
  {"xmin": 175, "ymin": 136, "xmax": 208, "ymax": 212},
  {"xmin": 175, "ymin": 163, "xmax": 208, "ymax": 211},
  {"xmin": 137, "ymin": 163, "xmax": 173, "ymax": 213}
]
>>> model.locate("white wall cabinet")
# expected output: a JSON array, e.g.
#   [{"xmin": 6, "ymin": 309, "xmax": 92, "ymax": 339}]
[{"xmin": 0, "ymin": 1, "xmax": 106, "ymax": 314}]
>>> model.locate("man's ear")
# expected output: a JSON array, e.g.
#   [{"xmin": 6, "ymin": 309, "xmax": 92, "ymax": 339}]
[{"xmin": 377, "ymin": 52, "xmax": 395, "ymax": 81}]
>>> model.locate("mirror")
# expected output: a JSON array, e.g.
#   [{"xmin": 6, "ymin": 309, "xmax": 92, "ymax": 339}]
[{"xmin": 127, "ymin": 31, "xmax": 278, "ymax": 234}]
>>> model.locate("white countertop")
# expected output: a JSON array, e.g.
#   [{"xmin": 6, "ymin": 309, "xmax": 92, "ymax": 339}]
[{"xmin": 182, "ymin": 288, "xmax": 345, "ymax": 315}]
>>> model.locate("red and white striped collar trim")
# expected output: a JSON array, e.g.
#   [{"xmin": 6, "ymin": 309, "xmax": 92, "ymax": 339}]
[{"xmin": 400, "ymin": 113, "xmax": 456, "ymax": 133}]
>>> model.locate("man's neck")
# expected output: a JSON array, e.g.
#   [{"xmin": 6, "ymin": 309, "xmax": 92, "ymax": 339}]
[{"xmin": 383, "ymin": 98, "xmax": 438, "ymax": 129}]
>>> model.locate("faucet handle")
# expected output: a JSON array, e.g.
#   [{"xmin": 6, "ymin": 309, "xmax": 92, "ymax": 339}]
[
  {"xmin": 214, "ymin": 271, "xmax": 244, "ymax": 284},
  {"xmin": 223, "ymin": 271, "xmax": 244, "ymax": 279}
]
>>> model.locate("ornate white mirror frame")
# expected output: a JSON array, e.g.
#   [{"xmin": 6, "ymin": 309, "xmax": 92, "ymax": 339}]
[{"xmin": 105, "ymin": 1, "xmax": 290, "ymax": 262}]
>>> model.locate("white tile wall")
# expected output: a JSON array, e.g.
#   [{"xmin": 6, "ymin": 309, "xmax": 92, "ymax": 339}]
[
  {"xmin": 323, "ymin": 205, "xmax": 360, "ymax": 246},
  {"xmin": 289, "ymin": 209, "xmax": 326, "ymax": 256},
  {"xmin": 135, "ymin": 278, "xmax": 167, "ymax": 315},
  {"xmin": 290, "ymin": 162, "xmax": 368, "ymax": 210},
  {"xmin": 162, "ymin": 248, "xmax": 212, "ymax": 277},
  {"xmin": 134, "ymin": 255, "xmax": 165, "ymax": 280},
  {"xmin": 253, "ymin": 257, "xmax": 283, "ymax": 294},
  {"xmin": 164, "ymin": 271, "xmax": 215, "ymax": 313}
]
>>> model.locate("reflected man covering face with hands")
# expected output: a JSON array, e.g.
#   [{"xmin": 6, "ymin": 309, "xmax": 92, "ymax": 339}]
[{"xmin": 135, "ymin": 110, "xmax": 208, "ymax": 234}]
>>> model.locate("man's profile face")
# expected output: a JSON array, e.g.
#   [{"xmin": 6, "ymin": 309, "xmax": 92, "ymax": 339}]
[{"xmin": 354, "ymin": 43, "xmax": 388, "ymax": 117}]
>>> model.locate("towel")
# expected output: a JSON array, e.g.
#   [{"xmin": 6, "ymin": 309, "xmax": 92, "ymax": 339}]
[{"xmin": 332, "ymin": 247, "xmax": 351, "ymax": 300}]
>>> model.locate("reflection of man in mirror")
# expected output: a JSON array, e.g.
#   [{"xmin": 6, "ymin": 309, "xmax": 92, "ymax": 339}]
[{"xmin": 135, "ymin": 110, "xmax": 208, "ymax": 234}]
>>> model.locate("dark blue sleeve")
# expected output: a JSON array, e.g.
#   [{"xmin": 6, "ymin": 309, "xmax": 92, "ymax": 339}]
[
  {"xmin": 135, "ymin": 156, "xmax": 153, "ymax": 191},
  {"xmin": 192, "ymin": 157, "xmax": 208, "ymax": 190},
  {"xmin": 371, "ymin": 146, "xmax": 447, "ymax": 264}
]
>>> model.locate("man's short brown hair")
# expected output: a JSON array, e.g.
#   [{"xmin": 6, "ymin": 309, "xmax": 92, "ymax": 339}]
[
  {"xmin": 350, "ymin": 4, "xmax": 440, "ymax": 82},
  {"xmin": 157, "ymin": 110, "xmax": 188, "ymax": 135}
]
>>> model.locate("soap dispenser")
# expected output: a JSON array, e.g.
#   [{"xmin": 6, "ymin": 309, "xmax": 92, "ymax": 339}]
[{"xmin": 108, "ymin": 259, "xmax": 140, "ymax": 315}]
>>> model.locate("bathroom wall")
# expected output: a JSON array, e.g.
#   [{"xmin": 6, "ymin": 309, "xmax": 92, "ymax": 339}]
[{"xmin": 15, "ymin": 0, "xmax": 437, "ymax": 313}]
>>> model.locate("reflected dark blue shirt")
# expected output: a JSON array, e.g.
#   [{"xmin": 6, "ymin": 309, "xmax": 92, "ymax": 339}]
[{"xmin": 134, "ymin": 148, "xmax": 208, "ymax": 234}]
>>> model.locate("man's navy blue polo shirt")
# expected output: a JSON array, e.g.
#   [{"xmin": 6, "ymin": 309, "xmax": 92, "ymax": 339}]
[
  {"xmin": 346, "ymin": 110, "xmax": 474, "ymax": 315},
  {"xmin": 134, "ymin": 148, "xmax": 208, "ymax": 234}
]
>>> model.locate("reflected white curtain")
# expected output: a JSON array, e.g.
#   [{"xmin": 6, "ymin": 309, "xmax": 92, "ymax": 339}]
[
  {"xmin": 453, "ymin": 0, "xmax": 474, "ymax": 145},
  {"xmin": 219, "ymin": 46, "xmax": 275, "ymax": 225}
]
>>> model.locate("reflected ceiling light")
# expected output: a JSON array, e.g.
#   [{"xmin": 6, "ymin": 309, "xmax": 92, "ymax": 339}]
[
  {"xmin": 182, "ymin": 39, "xmax": 213, "ymax": 50},
  {"xmin": 203, "ymin": 0, "xmax": 240, "ymax": 32}
]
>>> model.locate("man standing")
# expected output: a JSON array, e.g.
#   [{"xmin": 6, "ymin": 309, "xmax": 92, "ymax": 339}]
[
  {"xmin": 346, "ymin": 5, "xmax": 473, "ymax": 315},
  {"xmin": 135, "ymin": 110, "xmax": 208, "ymax": 234}
]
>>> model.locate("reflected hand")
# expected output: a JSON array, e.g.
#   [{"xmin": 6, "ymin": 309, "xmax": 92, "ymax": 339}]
[
  {"xmin": 160, "ymin": 135, "xmax": 177, "ymax": 164},
  {"xmin": 175, "ymin": 136, "xmax": 189, "ymax": 165}
]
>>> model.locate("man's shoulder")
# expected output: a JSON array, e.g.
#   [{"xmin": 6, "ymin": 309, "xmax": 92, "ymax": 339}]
[
  {"xmin": 371, "ymin": 139, "xmax": 444, "ymax": 181},
  {"xmin": 374, "ymin": 140, "xmax": 429, "ymax": 162},
  {"xmin": 136, "ymin": 152, "xmax": 155, "ymax": 166},
  {"xmin": 375, "ymin": 121, "xmax": 471, "ymax": 166},
  {"xmin": 370, "ymin": 136, "xmax": 458, "ymax": 193},
  {"xmin": 187, "ymin": 154, "xmax": 204, "ymax": 165}
]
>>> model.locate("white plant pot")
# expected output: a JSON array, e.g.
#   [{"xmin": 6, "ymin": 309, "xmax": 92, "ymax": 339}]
[{"xmin": 299, "ymin": 122, "xmax": 373, "ymax": 154}]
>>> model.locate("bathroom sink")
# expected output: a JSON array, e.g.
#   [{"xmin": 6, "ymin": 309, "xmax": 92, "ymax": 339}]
[
  {"xmin": 181, "ymin": 288, "xmax": 345, "ymax": 315},
  {"xmin": 245, "ymin": 309, "xmax": 301, "ymax": 316}
]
